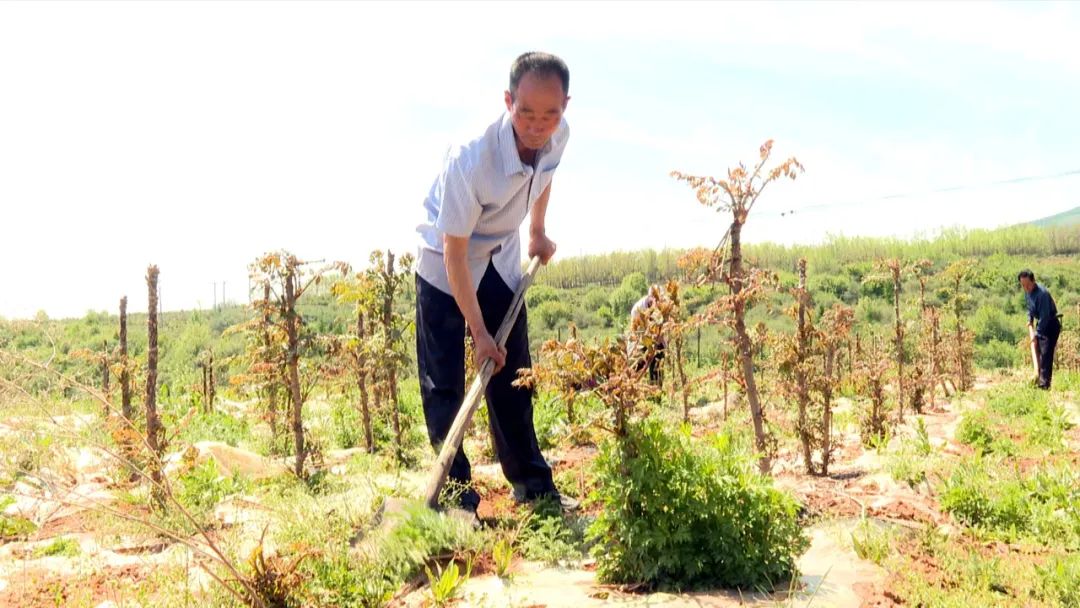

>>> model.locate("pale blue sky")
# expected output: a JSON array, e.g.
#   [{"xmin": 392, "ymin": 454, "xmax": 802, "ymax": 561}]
[{"xmin": 1, "ymin": 1, "xmax": 1078, "ymax": 319}]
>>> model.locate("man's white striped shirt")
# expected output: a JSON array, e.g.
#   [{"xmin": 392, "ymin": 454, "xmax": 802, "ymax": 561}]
[{"xmin": 416, "ymin": 112, "xmax": 569, "ymax": 295}]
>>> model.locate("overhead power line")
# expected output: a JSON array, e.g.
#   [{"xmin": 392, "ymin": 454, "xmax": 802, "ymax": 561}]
[{"xmin": 766, "ymin": 168, "xmax": 1080, "ymax": 219}]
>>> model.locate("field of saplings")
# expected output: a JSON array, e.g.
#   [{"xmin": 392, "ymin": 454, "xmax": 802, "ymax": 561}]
[{"xmin": 2, "ymin": 145, "xmax": 1080, "ymax": 607}]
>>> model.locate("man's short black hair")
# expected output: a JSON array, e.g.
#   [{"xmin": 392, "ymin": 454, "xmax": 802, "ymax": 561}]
[
  {"xmin": 1018, "ymin": 269, "xmax": 1036, "ymax": 282},
  {"xmin": 509, "ymin": 52, "xmax": 569, "ymax": 99}
]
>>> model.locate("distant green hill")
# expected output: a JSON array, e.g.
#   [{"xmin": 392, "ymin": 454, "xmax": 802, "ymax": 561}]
[{"xmin": 1032, "ymin": 206, "xmax": 1080, "ymax": 227}]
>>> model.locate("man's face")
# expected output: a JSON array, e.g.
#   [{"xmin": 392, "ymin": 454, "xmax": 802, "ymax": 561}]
[
  {"xmin": 504, "ymin": 72, "xmax": 569, "ymax": 151},
  {"xmin": 1020, "ymin": 276, "xmax": 1035, "ymax": 293}
]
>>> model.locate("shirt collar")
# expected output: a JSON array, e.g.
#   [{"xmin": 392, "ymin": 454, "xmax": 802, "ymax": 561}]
[{"xmin": 499, "ymin": 113, "xmax": 524, "ymax": 176}]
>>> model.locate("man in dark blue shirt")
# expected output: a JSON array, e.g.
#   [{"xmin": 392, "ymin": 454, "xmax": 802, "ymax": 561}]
[{"xmin": 1019, "ymin": 269, "xmax": 1062, "ymax": 389}]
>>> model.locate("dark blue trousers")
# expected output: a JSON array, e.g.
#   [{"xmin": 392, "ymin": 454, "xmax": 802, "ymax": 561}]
[
  {"xmin": 415, "ymin": 261, "xmax": 555, "ymax": 510},
  {"xmin": 1037, "ymin": 322, "xmax": 1061, "ymax": 389}
]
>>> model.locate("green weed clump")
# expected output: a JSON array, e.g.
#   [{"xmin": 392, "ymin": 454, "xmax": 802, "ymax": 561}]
[
  {"xmin": 517, "ymin": 498, "xmax": 588, "ymax": 567},
  {"xmin": 850, "ymin": 518, "xmax": 894, "ymax": 566},
  {"xmin": 267, "ymin": 501, "xmax": 484, "ymax": 608},
  {"xmin": 940, "ymin": 456, "xmax": 1080, "ymax": 548},
  {"xmin": 978, "ymin": 385, "xmax": 1071, "ymax": 453},
  {"xmin": 174, "ymin": 459, "xmax": 249, "ymax": 523},
  {"xmin": 175, "ymin": 409, "xmax": 253, "ymax": 448},
  {"xmin": 1034, "ymin": 554, "xmax": 1080, "ymax": 607},
  {"xmin": 0, "ymin": 496, "xmax": 37, "ymax": 539},
  {"xmin": 330, "ymin": 401, "xmax": 365, "ymax": 450},
  {"xmin": 956, "ymin": 411, "xmax": 1015, "ymax": 456},
  {"xmin": 425, "ymin": 558, "xmax": 471, "ymax": 607},
  {"xmin": 985, "ymin": 385, "xmax": 1047, "ymax": 417},
  {"xmin": 888, "ymin": 418, "xmax": 937, "ymax": 488},
  {"xmin": 33, "ymin": 536, "xmax": 81, "ymax": 558},
  {"xmin": 588, "ymin": 419, "xmax": 807, "ymax": 590},
  {"xmin": 955, "ymin": 411, "xmax": 991, "ymax": 452}
]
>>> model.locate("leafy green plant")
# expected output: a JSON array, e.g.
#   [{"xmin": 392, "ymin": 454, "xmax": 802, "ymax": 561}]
[
  {"xmin": 865, "ymin": 425, "xmax": 892, "ymax": 455},
  {"xmin": 850, "ymin": 519, "xmax": 893, "ymax": 566},
  {"xmin": 1054, "ymin": 370, "xmax": 1080, "ymax": 392},
  {"xmin": 854, "ymin": 298, "xmax": 889, "ymax": 325},
  {"xmin": 956, "ymin": 411, "xmax": 996, "ymax": 455},
  {"xmin": 975, "ymin": 340, "xmax": 1019, "ymax": 370},
  {"xmin": 588, "ymin": 420, "xmax": 807, "ymax": 590},
  {"xmin": 174, "ymin": 459, "xmax": 249, "ymax": 523},
  {"xmin": 305, "ymin": 555, "xmax": 395, "ymax": 608},
  {"xmin": 940, "ymin": 457, "xmax": 1028, "ymax": 534},
  {"xmin": 888, "ymin": 446, "xmax": 930, "ymax": 488},
  {"xmin": 553, "ymin": 465, "xmax": 593, "ymax": 501},
  {"xmin": 1035, "ymin": 554, "xmax": 1080, "ymax": 606},
  {"xmin": 986, "ymin": 386, "xmax": 1044, "ymax": 417},
  {"xmin": 939, "ymin": 457, "xmax": 1079, "ymax": 547},
  {"xmin": 607, "ymin": 273, "xmax": 648, "ymax": 319},
  {"xmin": 424, "ymin": 557, "xmax": 472, "ymax": 607},
  {"xmin": 970, "ymin": 306, "xmax": 1023, "ymax": 345},
  {"xmin": 955, "ymin": 552, "xmax": 1009, "ymax": 600},
  {"xmin": 596, "ymin": 305, "xmax": 615, "ymax": 328},
  {"xmin": 518, "ymin": 500, "xmax": 586, "ymax": 567},
  {"xmin": 1025, "ymin": 467, "xmax": 1080, "ymax": 549},
  {"xmin": 975, "ymin": 385, "xmax": 1069, "ymax": 453},
  {"xmin": 33, "ymin": 536, "xmax": 81, "ymax": 558},
  {"xmin": 989, "ymin": 436, "xmax": 1019, "ymax": 457},
  {"xmin": 535, "ymin": 300, "xmax": 573, "ymax": 332},
  {"xmin": 492, "ymin": 537, "xmax": 514, "ymax": 579},
  {"xmin": 372, "ymin": 502, "xmax": 483, "ymax": 589},
  {"xmin": 894, "ymin": 530, "xmax": 1019, "ymax": 606},
  {"xmin": 532, "ymin": 393, "xmax": 566, "ymax": 451},
  {"xmin": 0, "ymin": 496, "xmax": 36, "ymax": 539},
  {"xmin": 177, "ymin": 410, "xmax": 253, "ymax": 448},
  {"xmin": 292, "ymin": 501, "xmax": 482, "ymax": 608},
  {"xmin": 583, "ymin": 287, "xmax": 610, "ymax": 311},
  {"xmin": 912, "ymin": 417, "xmax": 933, "ymax": 456},
  {"xmin": 526, "ymin": 285, "xmax": 560, "ymax": 309},
  {"xmin": 330, "ymin": 400, "xmax": 365, "ymax": 450},
  {"xmin": 1024, "ymin": 403, "xmax": 1071, "ymax": 451}
]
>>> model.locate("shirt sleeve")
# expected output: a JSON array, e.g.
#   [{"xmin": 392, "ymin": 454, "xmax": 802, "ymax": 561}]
[{"xmin": 433, "ymin": 151, "xmax": 481, "ymax": 239}]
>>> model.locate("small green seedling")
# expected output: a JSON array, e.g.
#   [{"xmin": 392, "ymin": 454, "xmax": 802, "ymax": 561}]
[
  {"xmin": 492, "ymin": 537, "xmax": 514, "ymax": 579},
  {"xmin": 425, "ymin": 556, "xmax": 472, "ymax": 607}
]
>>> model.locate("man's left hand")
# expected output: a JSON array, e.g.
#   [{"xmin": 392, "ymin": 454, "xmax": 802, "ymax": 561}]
[{"xmin": 529, "ymin": 231, "xmax": 557, "ymax": 264}]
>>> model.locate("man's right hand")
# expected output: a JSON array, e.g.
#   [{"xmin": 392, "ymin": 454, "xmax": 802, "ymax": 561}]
[{"xmin": 473, "ymin": 330, "xmax": 507, "ymax": 375}]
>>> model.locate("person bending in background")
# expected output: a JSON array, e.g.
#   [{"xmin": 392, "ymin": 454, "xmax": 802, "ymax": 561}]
[
  {"xmin": 629, "ymin": 289, "xmax": 665, "ymax": 387},
  {"xmin": 1019, "ymin": 269, "xmax": 1062, "ymax": 389}
]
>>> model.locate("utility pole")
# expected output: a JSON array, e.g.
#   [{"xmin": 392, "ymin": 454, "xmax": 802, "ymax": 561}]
[
  {"xmin": 222, "ymin": 281, "xmax": 226, "ymax": 308},
  {"xmin": 212, "ymin": 281, "xmax": 217, "ymax": 310}
]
